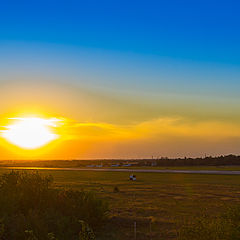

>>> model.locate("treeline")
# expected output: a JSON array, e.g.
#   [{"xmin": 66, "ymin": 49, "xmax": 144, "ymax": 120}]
[
  {"xmin": 1, "ymin": 154, "xmax": 240, "ymax": 168},
  {"xmin": 154, "ymin": 154, "xmax": 240, "ymax": 166}
]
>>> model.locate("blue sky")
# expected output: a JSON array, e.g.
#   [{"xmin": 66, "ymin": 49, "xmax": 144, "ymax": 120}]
[
  {"xmin": 1, "ymin": 0, "xmax": 240, "ymax": 101},
  {"xmin": 1, "ymin": 0, "xmax": 240, "ymax": 64}
]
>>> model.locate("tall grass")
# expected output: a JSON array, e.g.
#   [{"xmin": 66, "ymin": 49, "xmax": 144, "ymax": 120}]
[{"xmin": 178, "ymin": 207, "xmax": 240, "ymax": 240}]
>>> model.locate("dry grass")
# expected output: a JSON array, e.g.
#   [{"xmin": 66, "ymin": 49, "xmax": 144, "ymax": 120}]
[{"xmin": 1, "ymin": 168, "xmax": 240, "ymax": 239}]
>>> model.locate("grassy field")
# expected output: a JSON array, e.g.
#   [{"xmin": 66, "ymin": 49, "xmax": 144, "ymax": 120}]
[
  {"xmin": 0, "ymin": 168, "xmax": 240, "ymax": 240},
  {"xmin": 111, "ymin": 165, "xmax": 240, "ymax": 171}
]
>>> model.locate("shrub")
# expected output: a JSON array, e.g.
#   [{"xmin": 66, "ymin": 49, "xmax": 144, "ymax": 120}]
[
  {"xmin": 47, "ymin": 233, "xmax": 58, "ymax": 240},
  {"xmin": 113, "ymin": 186, "xmax": 119, "ymax": 193},
  {"xmin": 25, "ymin": 230, "xmax": 38, "ymax": 240},
  {"xmin": 79, "ymin": 220, "xmax": 95, "ymax": 240},
  {"xmin": 0, "ymin": 219, "xmax": 4, "ymax": 240},
  {"xmin": 0, "ymin": 171, "xmax": 108, "ymax": 240},
  {"xmin": 178, "ymin": 207, "xmax": 240, "ymax": 240}
]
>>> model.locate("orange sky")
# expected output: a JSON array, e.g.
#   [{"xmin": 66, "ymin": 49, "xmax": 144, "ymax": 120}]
[{"xmin": 0, "ymin": 79, "xmax": 239, "ymax": 160}]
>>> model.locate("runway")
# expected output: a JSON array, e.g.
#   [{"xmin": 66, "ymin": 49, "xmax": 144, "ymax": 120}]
[{"xmin": 2, "ymin": 167, "xmax": 240, "ymax": 175}]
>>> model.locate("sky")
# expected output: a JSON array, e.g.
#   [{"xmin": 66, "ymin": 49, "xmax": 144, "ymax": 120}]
[{"xmin": 0, "ymin": 0, "xmax": 240, "ymax": 159}]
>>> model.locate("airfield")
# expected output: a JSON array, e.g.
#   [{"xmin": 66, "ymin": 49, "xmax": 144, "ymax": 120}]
[
  {"xmin": 0, "ymin": 167, "xmax": 239, "ymax": 239},
  {"xmin": 3, "ymin": 166, "xmax": 240, "ymax": 175}
]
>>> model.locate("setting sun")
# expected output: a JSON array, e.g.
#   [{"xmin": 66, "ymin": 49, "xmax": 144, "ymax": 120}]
[{"xmin": 1, "ymin": 117, "xmax": 59, "ymax": 149}]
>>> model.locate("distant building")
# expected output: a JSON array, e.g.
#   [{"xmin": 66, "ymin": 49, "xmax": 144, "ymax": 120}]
[{"xmin": 111, "ymin": 164, "xmax": 120, "ymax": 167}]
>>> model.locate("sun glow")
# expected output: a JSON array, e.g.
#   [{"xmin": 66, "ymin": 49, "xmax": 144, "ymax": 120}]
[{"xmin": 1, "ymin": 117, "xmax": 59, "ymax": 149}]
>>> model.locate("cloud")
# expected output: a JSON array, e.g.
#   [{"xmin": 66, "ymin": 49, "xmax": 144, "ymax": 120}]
[
  {"xmin": 131, "ymin": 117, "xmax": 240, "ymax": 139},
  {"xmin": 60, "ymin": 116, "xmax": 240, "ymax": 141}
]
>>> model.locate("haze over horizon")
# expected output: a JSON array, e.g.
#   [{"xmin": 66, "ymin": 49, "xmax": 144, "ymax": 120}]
[{"xmin": 0, "ymin": 1, "xmax": 240, "ymax": 159}]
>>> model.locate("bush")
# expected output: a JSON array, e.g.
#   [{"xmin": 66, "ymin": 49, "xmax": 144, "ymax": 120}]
[
  {"xmin": 178, "ymin": 207, "xmax": 240, "ymax": 240},
  {"xmin": 113, "ymin": 186, "xmax": 119, "ymax": 193},
  {"xmin": 0, "ymin": 171, "xmax": 108, "ymax": 240},
  {"xmin": 25, "ymin": 230, "xmax": 38, "ymax": 240},
  {"xmin": 79, "ymin": 220, "xmax": 95, "ymax": 240}
]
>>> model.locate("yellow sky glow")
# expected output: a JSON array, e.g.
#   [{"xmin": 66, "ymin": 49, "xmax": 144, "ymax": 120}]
[{"xmin": 0, "ymin": 113, "xmax": 240, "ymax": 159}]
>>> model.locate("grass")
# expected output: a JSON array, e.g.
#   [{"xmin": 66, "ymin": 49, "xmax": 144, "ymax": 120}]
[
  {"xmin": 0, "ymin": 168, "xmax": 240, "ymax": 239},
  {"xmin": 111, "ymin": 165, "xmax": 240, "ymax": 171}
]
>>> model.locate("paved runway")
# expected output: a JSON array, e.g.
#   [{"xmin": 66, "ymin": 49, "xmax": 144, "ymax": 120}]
[{"xmin": 2, "ymin": 167, "xmax": 240, "ymax": 175}]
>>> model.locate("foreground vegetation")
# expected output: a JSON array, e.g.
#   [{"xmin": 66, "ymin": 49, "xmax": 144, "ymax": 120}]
[
  {"xmin": 0, "ymin": 171, "xmax": 108, "ymax": 240},
  {"xmin": 179, "ymin": 206, "xmax": 240, "ymax": 240},
  {"xmin": 0, "ymin": 169, "xmax": 240, "ymax": 239}
]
